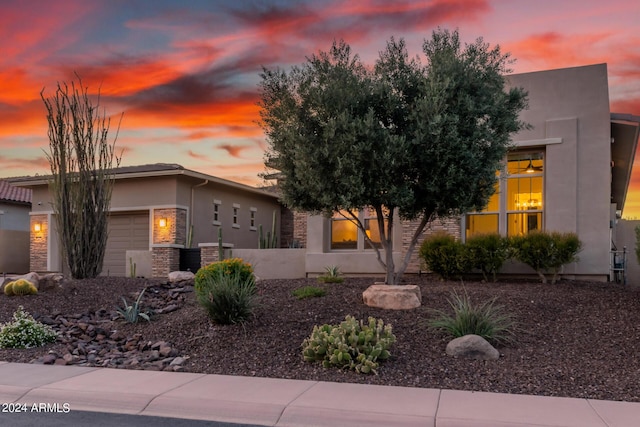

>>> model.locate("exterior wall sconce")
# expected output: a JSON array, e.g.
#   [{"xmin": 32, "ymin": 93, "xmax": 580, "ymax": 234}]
[
  {"xmin": 33, "ymin": 222, "xmax": 42, "ymax": 232},
  {"xmin": 158, "ymin": 218, "xmax": 168, "ymax": 228}
]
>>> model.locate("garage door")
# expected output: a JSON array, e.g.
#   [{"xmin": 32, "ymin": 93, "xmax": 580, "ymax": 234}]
[{"xmin": 103, "ymin": 212, "xmax": 150, "ymax": 276}]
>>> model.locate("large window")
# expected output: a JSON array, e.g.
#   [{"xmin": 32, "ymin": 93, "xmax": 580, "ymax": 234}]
[
  {"xmin": 466, "ymin": 151, "xmax": 544, "ymax": 239},
  {"xmin": 331, "ymin": 208, "xmax": 386, "ymax": 250}
]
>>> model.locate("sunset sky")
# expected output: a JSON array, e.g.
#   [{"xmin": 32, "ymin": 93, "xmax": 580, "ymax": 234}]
[{"xmin": 2, "ymin": 0, "xmax": 640, "ymax": 215}]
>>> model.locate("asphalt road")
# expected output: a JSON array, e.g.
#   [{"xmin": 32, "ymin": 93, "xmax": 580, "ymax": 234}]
[{"xmin": 0, "ymin": 410, "xmax": 266, "ymax": 426}]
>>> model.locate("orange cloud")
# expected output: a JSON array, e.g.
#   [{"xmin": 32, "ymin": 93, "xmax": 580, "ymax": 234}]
[{"xmin": 217, "ymin": 144, "xmax": 252, "ymax": 158}]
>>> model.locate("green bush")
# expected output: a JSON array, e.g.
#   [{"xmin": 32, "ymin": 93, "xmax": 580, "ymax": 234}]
[
  {"xmin": 195, "ymin": 258, "xmax": 254, "ymax": 292},
  {"xmin": 0, "ymin": 306, "xmax": 57, "ymax": 349},
  {"xmin": 317, "ymin": 265, "xmax": 344, "ymax": 283},
  {"xmin": 292, "ymin": 286, "xmax": 327, "ymax": 299},
  {"xmin": 302, "ymin": 315, "xmax": 396, "ymax": 374},
  {"xmin": 195, "ymin": 269, "xmax": 258, "ymax": 324},
  {"xmin": 465, "ymin": 233, "xmax": 510, "ymax": 282},
  {"xmin": 510, "ymin": 231, "xmax": 582, "ymax": 284},
  {"xmin": 419, "ymin": 232, "xmax": 469, "ymax": 280},
  {"xmin": 427, "ymin": 290, "xmax": 516, "ymax": 346}
]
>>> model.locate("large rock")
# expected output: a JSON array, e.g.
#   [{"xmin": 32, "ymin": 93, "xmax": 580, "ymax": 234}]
[
  {"xmin": 39, "ymin": 273, "xmax": 65, "ymax": 292},
  {"xmin": 168, "ymin": 270, "xmax": 195, "ymax": 283},
  {"xmin": 446, "ymin": 334, "xmax": 500, "ymax": 360},
  {"xmin": 362, "ymin": 284, "xmax": 421, "ymax": 310}
]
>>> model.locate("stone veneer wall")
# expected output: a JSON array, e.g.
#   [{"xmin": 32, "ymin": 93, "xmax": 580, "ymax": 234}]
[
  {"xmin": 199, "ymin": 244, "xmax": 233, "ymax": 266},
  {"xmin": 292, "ymin": 211, "xmax": 308, "ymax": 248},
  {"xmin": 151, "ymin": 208, "xmax": 187, "ymax": 277},
  {"xmin": 30, "ymin": 214, "xmax": 48, "ymax": 272},
  {"xmin": 279, "ymin": 208, "xmax": 308, "ymax": 248},
  {"xmin": 153, "ymin": 208, "xmax": 187, "ymax": 245},
  {"xmin": 151, "ymin": 246, "xmax": 181, "ymax": 277},
  {"xmin": 401, "ymin": 215, "xmax": 462, "ymax": 273}
]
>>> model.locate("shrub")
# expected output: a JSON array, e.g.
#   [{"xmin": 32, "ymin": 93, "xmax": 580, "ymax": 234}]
[
  {"xmin": 427, "ymin": 290, "xmax": 516, "ymax": 346},
  {"xmin": 195, "ymin": 269, "xmax": 258, "ymax": 324},
  {"xmin": 292, "ymin": 286, "xmax": 327, "ymax": 299},
  {"xmin": 317, "ymin": 265, "xmax": 344, "ymax": 283},
  {"xmin": 419, "ymin": 232, "xmax": 469, "ymax": 280},
  {"xmin": 3, "ymin": 279, "xmax": 38, "ymax": 296},
  {"xmin": 510, "ymin": 231, "xmax": 582, "ymax": 284},
  {"xmin": 465, "ymin": 233, "xmax": 510, "ymax": 282},
  {"xmin": 195, "ymin": 258, "xmax": 254, "ymax": 292},
  {"xmin": 116, "ymin": 288, "xmax": 150, "ymax": 323},
  {"xmin": 302, "ymin": 315, "xmax": 396, "ymax": 374},
  {"xmin": 0, "ymin": 306, "xmax": 57, "ymax": 349}
]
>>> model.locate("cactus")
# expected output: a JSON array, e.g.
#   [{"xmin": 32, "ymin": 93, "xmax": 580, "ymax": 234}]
[
  {"xmin": 301, "ymin": 315, "xmax": 395, "ymax": 374},
  {"xmin": 258, "ymin": 210, "xmax": 278, "ymax": 249},
  {"xmin": 218, "ymin": 228, "xmax": 225, "ymax": 260},
  {"xmin": 5, "ymin": 279, "xmax": 38, "ymax": 296},
  {"xmin": 129, "ymin": 257, "xmax": 137, "ymax": 278}
]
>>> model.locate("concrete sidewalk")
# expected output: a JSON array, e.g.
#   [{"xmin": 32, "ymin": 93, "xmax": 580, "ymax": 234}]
[{"xmin": 0, "ymin": 361, "xmax": 638, "ymax": 427}]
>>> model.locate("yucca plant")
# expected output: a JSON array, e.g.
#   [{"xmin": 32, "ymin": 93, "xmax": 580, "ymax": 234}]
[
  {"xmin": 116, "ymin": 288, "xmax": 150, "ymax": 323},
  {"xmin": 317, "ymin": 265, "xmax": 344, "ymax": 283},
  {"xmin": 427, "ymin": 289, "xmax": 516, "ymax": 346}
]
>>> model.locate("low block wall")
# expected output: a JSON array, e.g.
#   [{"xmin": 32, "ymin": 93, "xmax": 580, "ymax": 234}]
[
  {"xmin": 125, "ymin": 250, "xmax": 152, "ymax": 278},
  {"xmin": 232, "ymin": 248, "xmax": 306, "ymax": 279},
  {"xmin": 0, "ymin": 229, "xmax": 29, "ymax": 274}
]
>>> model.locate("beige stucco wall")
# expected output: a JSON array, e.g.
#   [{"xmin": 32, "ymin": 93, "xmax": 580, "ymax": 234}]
[{"xmin": 504, "ymin": 63, "xmax": 612, "ymax": 278}]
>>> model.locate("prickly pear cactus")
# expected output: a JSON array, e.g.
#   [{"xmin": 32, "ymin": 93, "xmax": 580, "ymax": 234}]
[{"xmin": 301, "ymin": 315, "xmax": 395, "ymax": 374}]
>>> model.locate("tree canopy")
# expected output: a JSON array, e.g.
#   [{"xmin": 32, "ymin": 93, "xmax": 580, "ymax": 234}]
[{"xmin": 259, "ymin": 29, "xmax": 529, "ymax": 284}]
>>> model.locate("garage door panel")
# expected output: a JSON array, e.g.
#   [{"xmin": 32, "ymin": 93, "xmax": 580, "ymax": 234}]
[{"xmin": 103, "ymin": 212, "xmax": 149, "ymax": 276}]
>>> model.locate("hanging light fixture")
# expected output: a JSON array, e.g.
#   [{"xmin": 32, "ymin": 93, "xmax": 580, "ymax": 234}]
[{"xmin": 525, "ymin": 159, "xmax": 535, "ymax": 173}]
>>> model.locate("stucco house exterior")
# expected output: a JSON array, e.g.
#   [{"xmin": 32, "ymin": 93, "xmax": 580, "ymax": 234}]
[
  {"xmin": 0, "ymin": 180, "xmax": 31, "ymax": 273},
  {"xmin": 299, "ymin": 63, "xmax": 640, "ymax": 282},
  {"xmin": 10, "ymin": 164, "xmax": 282, "ymax": 277}
]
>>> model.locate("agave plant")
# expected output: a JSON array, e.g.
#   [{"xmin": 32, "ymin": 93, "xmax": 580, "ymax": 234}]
[{"xmin": 116, "ymin": 288, "xmax": 150, "ymax": 323}]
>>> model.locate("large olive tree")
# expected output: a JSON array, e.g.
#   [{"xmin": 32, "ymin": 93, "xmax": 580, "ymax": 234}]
[
  {"xmin": 41, "ymin": 77, "xmax": 122, "ymax": 279},
  {"xmin": 259, "ymin": 29, "xmax": 528, "ymax": 284}
]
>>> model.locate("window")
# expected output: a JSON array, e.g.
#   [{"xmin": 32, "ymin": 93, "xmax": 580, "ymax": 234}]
[
  {"xmin": 466, "ymin": 151, "xmax": 544, "ymax": 239},
  {"xmin": 249, "ymin": 207, "xmax": 257, "ymax": 231},
  {"xmin": 331, "ymin": 208, "xmax": 387, "ymax": 250},
  {"xmin": 232, "ymin": 203, "xmax": 240, "ymax": 228},
  {"xmin": 213, "ymin": 200, "xmax": 221, "ymax": 225}
]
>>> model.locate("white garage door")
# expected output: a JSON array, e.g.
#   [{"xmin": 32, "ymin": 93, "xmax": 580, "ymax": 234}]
[{"xmin": 103, "ymin": 212, "xmax": 150, "ymax": 276}]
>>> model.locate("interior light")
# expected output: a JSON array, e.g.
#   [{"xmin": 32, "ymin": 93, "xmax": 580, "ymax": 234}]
[{"xmin": 525, "ymin": 160, "xmax": 535, "ymax": 173}]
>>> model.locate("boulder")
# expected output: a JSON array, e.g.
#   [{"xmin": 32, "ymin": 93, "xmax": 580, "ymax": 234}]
[
  {"xmin": 362, "ymin": 284, "xmax": 421, "ymax": 310},
  {"xmin": 168, "ymin": 271, "xmax": 194, "ymax": 283},
  {"xmin": 39, "ymin": 273, "xmax": 65, "ymax": 292},
  {"xmin": 446, "ymin": 334, "xmax": 500, "ymax": 360}
]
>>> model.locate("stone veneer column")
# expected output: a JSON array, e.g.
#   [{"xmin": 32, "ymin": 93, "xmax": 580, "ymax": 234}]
[
  {"xmin": 151, "ymin": 208, "xmax": 187, "ymax": 277},
  {"xmin": 30, "ymin": 215, "xmax": 48, "ymax": 272},
  {"xmin": 402, "ymin": 216, "xmax": 462, "ymax": 273},
  {"xmin": 199, "ymin": 243, "xmax": 234, "ymax": 267}
]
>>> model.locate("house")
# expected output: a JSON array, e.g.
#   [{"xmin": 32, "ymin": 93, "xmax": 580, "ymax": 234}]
[
  {"xmin": 9, "ymin": 164, "xmax": 283, "ymax": 277},
  {"xmin": 0, "ymin": 180, "xmax": 31, "ymax": 273},
  {"xmin": 299, "ymin": 63, "xmax": 640, "ymax": 282}
]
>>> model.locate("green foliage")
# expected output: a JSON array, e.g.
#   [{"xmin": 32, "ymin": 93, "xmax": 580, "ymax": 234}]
[
  {"xmin": 510, "ymin": 231, "xmax": 582, "ymax": 284},
  {"xmin": 317, "ymin": 265, "xmax": 344, "ymax": 283},
  {"xmin": 419, "ymin": 232, "xmax": 469, "ymax": 280},
  {"xmin": 195, "ymin": 258, "xmax": 254, "ymax": 292},
  {"xmin": 259, "ymin": 29, "xmax": 528, "ymax": 284},
  {"xmin": 302, "ymin": 315, "xmax": 396, "ymax": 374},
  {"xmin": 292, "ymin": 286, "xmax": 327, "ymax": 299},
  {"xmin": 3, "ymin": 279, "xmax": 38, "ymax": 296},
  {"xmin": 116, "ymin": 288, "xmax": 150, "ymax": 323},
  {"xmin": 465, "ymin": 233, "xmax": 510, "ymax": 282},
  {"xmin": 0, "ymin": 306, "xmax": 57, "ymax": 349},
  {"xmin": 258, "ymin": 210, "xmax": 278, "ymax": 249},
  {"xmin": 427, "ymin": 290, "xmax": 516, "ymax": 346},
  {"xmin": 195, "ymin": 269, "xmax": 258, "ymax": 324}
]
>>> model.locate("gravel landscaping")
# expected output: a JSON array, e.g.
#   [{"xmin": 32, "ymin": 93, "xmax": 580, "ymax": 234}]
[{"xmin": 0, "ymin": 275, "xmax": 639, "ymax": 403}]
